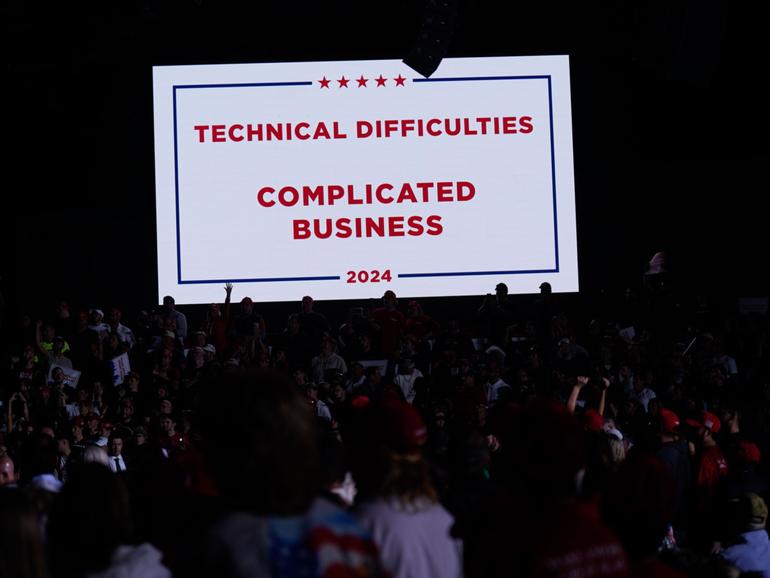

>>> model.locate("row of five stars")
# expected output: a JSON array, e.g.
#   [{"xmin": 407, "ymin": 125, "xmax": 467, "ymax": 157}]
[{"xmin": 318, "ymin": 74, "xmax": 407, "ymax": 88}]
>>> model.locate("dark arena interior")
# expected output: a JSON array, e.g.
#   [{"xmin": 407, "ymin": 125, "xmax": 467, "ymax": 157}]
[{"xmin": 1, "ymin": 2, "xmax": 770, "ymax": 577}]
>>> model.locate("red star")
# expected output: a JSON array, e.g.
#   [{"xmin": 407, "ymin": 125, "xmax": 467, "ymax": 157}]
[
  {"xmin": 375, "ymin": 75, "xmax": 387, "ymax": 87},
  {"xmin": 394, "ymin": 74, "xmax": 406, "ymax": 86},
  {"xmin": 318, "ymin": 76, "xmax": 331, "ymax": 88},
  {"xmin": 356, "ymin": 75, "xmax": 368, "ymax": 87},
  {"xmin": 337, "ymin": 76, "xmax": 349, "ymax": 88}
]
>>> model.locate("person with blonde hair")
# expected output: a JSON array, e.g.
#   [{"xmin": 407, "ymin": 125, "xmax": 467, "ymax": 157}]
[{"xmin": 351, "ymin": 397, "xmax": 463, "ymax": 578}]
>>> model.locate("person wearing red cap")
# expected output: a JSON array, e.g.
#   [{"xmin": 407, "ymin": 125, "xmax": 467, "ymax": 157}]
[
  {"xmin": 687, "ymin": 410, "xmax": 728, "ymax": 551},
  {"xmin": 687, "ymin": 411, "xmax": 728, "ymax": 492},
  {"xmin": 353, "ymin": 399, "xmax": 462, "ymax": 578},
  {"xmin": 655, "ymin": 408, "xmax": 691, "ymax": 537}
]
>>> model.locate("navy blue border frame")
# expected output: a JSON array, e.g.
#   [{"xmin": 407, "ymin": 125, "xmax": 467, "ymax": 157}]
[{"xmin": 171, "ymin": 75, "xmax": 559, "ymax": 284}]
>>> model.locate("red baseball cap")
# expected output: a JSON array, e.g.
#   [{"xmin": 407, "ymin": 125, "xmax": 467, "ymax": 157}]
[
  {"xmin": 377, "ymin": 399, "xmax": 427, "ymax": 454},
  {"xmin": 660, "ymin": 408, "xmax": 681, "ymax": 433},
  {"xmin": 583, "ymin": 409, "xmax": 604, "ymax": 432},
  {"xmin": 686, "ymin": 411, "xmax": 721, "ymax": 434}
]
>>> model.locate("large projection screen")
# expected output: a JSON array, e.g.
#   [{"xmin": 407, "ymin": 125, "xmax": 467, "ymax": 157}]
[{"xmin": 153, "ymin": 56, "xmax": 578, "ymax": 303}]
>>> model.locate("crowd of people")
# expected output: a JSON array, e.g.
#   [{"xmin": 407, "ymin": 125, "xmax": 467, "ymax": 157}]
[{"xmin": 1, "ymin": 272, "xmax": 770, "ymax": 577}]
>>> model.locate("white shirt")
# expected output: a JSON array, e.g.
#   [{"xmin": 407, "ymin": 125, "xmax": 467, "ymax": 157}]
[
  {"xmin": 109, "ymin": 455, "xmax": 127, "ymax": 473},
  {"xmin": 356, "ymin": 498, "xmax": 463, "ymax": 578},
  {"xmin": 315, "ymin": 399, "xmax": 332, "ymax": 421},
  {"xmin": 485, "ymin": 378, "xmax": 511, "ymax": 404},
  {"xmin": 633, "ymin": 387, "xmax": 657, "ymax": 412},
  {"xmin": 394, "ymin": 369, "xmax": 423, "ymax": 404},
  {"xmin": 113, "ymin": 323, "xmax": 136, "ymax": 348}
]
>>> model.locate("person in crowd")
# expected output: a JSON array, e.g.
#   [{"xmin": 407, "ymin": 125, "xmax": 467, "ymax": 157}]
[
  {"xmin": 299, "ymin": 295, "xmax": 330, "ymax": 353},
  {"xmin": 5, "ymin": 262, "xmax": 770, "ymax": 576},
  {"xmin": 393, "ymin": 358, "xmax": 423, "ymax": 405},
  {"xmin": 371, "ymin": 290, "xmax": 406, "ymax": 358},
  {"xmin": 351, "ymin": 397, "xmax": 463, "ymax": 578},
  {"xmin": 48, "ymin": 463, "xmax": 170, "ymax": 578},
  {"xmin": 482, "ymin": 358, "xmax": 511, "ymax": 406},
  {"xmin": 655, "ymin": 408, "xmax": 692, "ymax": 538},
  {"xmin": 162, "ymin": 295, "xmax": 188, "ymax": 341},
  {"xmin": 0, "ymin": 489, "xmax": 48, "ymax": 578},
  {"xmin": 107, "ymin": 307, "xmax": 136, "ymax": 348},
  {"xmin": 720, "ymin": 493, "xmax": 770, "ymax": 577},
  {"xmin": 197, "ymin": 370, "xmax": 386, "ymax": 577},
  {"xmin": 0, "ymin": 453, "xmax": 18, "ymax": 487},
  {"xmin": 310, "ymin": 335, "xmax": 347, "ymax": 384},
  {"xmin": 88, "ymin": 308, "xmax": 111, "ymax": 340},
  {"xmin": 108, "ymin": 434, "xmax": 128, "ymax": 474},
  {"xmin": 477, "ymin": 282, "xmax": 514, "ymax": 346}
]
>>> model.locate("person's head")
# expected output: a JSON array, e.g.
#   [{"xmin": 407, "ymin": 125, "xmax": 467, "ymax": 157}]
[
  {"xmin": 539, "ymin": 281, "xmax": 552, "ymax": 295},
  {"xmin": 203, "ymin": 343, "xmax": 216, "ymax": 361},
  {"xmin": 399, "ymin": 358, "xmax": 415, "ymax": 375},
  {"xmin": 659, "ymin": 408, "xmax": 680, "ymax": 441},
  {"xmin": 21, "ymin": 344, "xmax": 35, "ymax": 362},
  {"xmin": 686, "ymin": 411, "xmax": 721, "ymax": 446},
  {"xmin": 42, "ymin": 324, "xmax": 56, "ymax": 342},
  {"xmin": 99, "ymin": 421, "xmax": 113, "ymax": 439},
  {"xmin": 160, "ymin": 415, "xmax": 176, "ymax": 436},
  {"xmin": 133, "ymin": 427, "xmax": 147, "ymax": 447},
  {"xmin": 495, "ymin": 282, "xmax": 508, "ymax": 299},
  {"xmin": 350, "ymin": 362, "xmax": 364, "ymax": 380},
  {"xmin": 189, "ymin": 346, "xmax": 205, "ymax": 368},
  {"xmin": 432, "ymin": 406, "xmax": 447, "ymax": 430},
  {"xmin": 287, "ymin": 313, "xmax": 301, "ymax": 333},
  {"xmin": 730, "ymin": 493, "xmax": 768, "ymax": 534},
  {"xmin": 0, "ymin": 454, "xmax": 16, "ymax": 487},
  {"xmin": 358, "ymin": 332, "xmax": 372, "ymax": 351},
  {"xmin": 382, "ymin": 290, "xmax": 397, "ymax": 310},
  {"xmin": 331, "ymin": 383, "xmax": 346, "ymax": 404},
  {"xmin": 199, "ymin": 370, "xmax": 321, "ymax": 515},
  {"xmin": 159, "ymin": 398, "xmax": 173, "ymax": 416},
  {"xmin": 52, "ymin": 336, "xmax": 65, "ymax": 355},
  {"xmin": 407, "ymin": 300, "xmax": 422, "ymax": 317},
  {"xmin": 47, "ymin": 463, "xmax": 132, "ymax": 577},
  {"xmin": 208, "ymin": 302, "xmax": 221, "ymax": 320},
  {"xmin": 50, "ymin": 366, "xmax": 65, "ymax": 386},
  {"xmin": 365, "ymin": 366, "xmax": 381, "ymax": 386},
  {"xmin": 76, "ymin": 309, "xmax": 89, "ymax": 329},
  {"xmin": 240, "ymin": 297, "xmax": 253, "ymax": 315},
  {"xmin": 304, "ymin": 382, "xmax": 319, "ymax": 403},
  {"xmin": 89, "ymin": 309, "xmax": 104, "ymax": 325},
  {"xmin": 192, "ymin": 331, "xmax": 206, "ymax": 348},
  {"xmin": 108, "ymin": 308, "xmax": 122, "ymax": 326},
  {"xmin": 71, "ymin": 417, "xmax": 85, "ymax": 439},
  {"xmin": 162, "ymin": 295, "xmax": 175, "ymax": 311},
  {"xmin": 56, "ymin": 300, "xmax": 70, "ymax": 318},
  {"xmin": 82, "ymin": 445, "xmax": 109, "ymax": 466},
  {"xmin": 57, "ymin": 437, "xmax": 71, "ymax": 457},
  {"xmin": 350, "ymin": 398, "xmax": 434, "ymax": 505},
  {"xmin": 301, "ymin": 295, "xmax": 314, "ymax": 313},
  {"xmin": 120, "ymin": 398, "xmax": 134, "ymax": 421},
  {"xmin": 19, "ymin": 432, "xmax": 58, "ymax": 483},
  {"xmin": 0, "ymin": 489, "xmax": 47, "ymax": 578},
  {"xmin": 109, "ymin": 436, "xmax": 123, "ymax": 457},
  {"xmin": 125, "ymin": 371, "xmax": 140, "ymax": 392}
]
